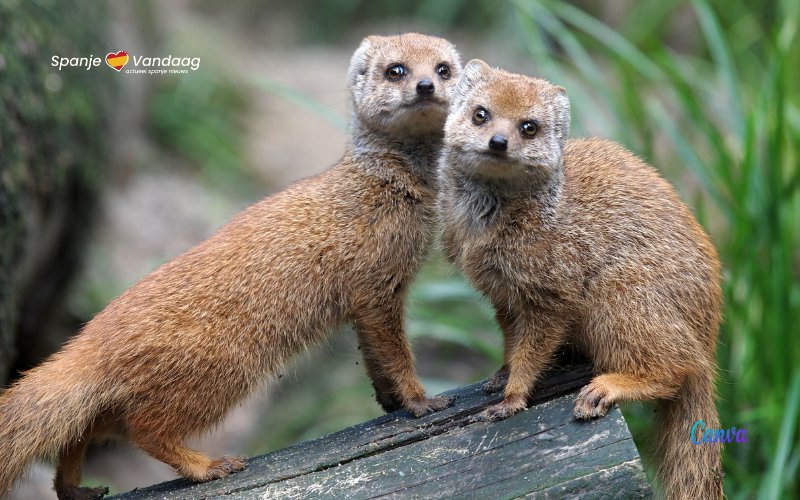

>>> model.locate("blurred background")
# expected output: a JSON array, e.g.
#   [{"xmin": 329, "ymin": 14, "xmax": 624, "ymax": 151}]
[{"xmin": 0, "ymin": 0, "xmax": 797, "ymax": 498}]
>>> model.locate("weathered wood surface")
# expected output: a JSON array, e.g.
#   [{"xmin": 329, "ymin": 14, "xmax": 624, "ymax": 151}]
[{"xmin": 114, "ymin": 362, "xmax": 651, "ymax": 499}]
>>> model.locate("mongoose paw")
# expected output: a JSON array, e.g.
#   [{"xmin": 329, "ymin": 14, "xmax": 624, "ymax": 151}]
[
  {"xmin": 482, "ymin": 368, "xmax": 510, "ymax": 393},
  {"xmin": 471, "ymin": 398, "xmax": 527, "ymax": 422},
  {"xmin": 204, "ymin": 455, "xmax": 247, "ymax": 481},
  {"xmin": 405, "ymin": 395, "xmax": 454, "ymax": 417},
  {"xmin": 55, "ymin": 485, "xmax": 109, "ymax": 500},
  {"xmin": 573, "ymin": 382, "xmax": 614, "ymax": 420}
]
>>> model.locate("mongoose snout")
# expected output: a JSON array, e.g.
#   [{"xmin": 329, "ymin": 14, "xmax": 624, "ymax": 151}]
[
  {"xmin": 488, "ymin": 134, "xmax": 508, "ymax": 151},
  {"xmin": 416, "ymin": 78, "xmax": 435, "ymax": 95}
]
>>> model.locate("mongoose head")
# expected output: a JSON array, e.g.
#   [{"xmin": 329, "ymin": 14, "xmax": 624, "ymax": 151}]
[
  {"xmin": 348, "ymin": 33, "xmax": 462, "ymax": 137},
  {"xmin": 443, "ymin": 59, "xmax": 570, "ymax": 182}
]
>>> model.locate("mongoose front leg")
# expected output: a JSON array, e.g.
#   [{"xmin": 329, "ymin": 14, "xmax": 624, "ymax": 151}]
[
  {"xmin": 354, "ymin": 302, "xmax": 453, "ymax": 417},
  {"xmin": 482, "ymin": 306, "xmax": 517, "ymax": 393},
  {"xmin": 474, "ymin": 312, "xmax": 567, "ymax": 422},
  {"xmin": 357, "ymin": 328, "xmax": 404, "ymax": 412}
]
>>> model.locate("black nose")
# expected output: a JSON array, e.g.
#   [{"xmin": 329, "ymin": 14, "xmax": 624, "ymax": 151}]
[
  {"xmin": 488, "ymin": 135, "xmax": 508, "ymax": 152},
  {"xmin": 416, "ymin": 79, "xmax": 435, "ymax": 95}
]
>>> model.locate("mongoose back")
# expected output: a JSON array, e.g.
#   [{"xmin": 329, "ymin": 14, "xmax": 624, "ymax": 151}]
[
  {"xmin": 439, "ymin": 60, "xmax": 722, "ymax": 499},
  {"xmin": 0, "ymin": 33, "xmax": 462, "ymax": 499}
]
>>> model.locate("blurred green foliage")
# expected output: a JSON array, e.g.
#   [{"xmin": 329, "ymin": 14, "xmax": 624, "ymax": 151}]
[
  {"xmin": 149, "ymin": 67, "xmax": 252, "ymax": 193},
  {"xmin": 284, "ymin": 0, "xmax": 502, "ymax": 41},
  {"xmin": 195, "ymin": 0, "xmax": 503, "ymax": 42},
  {"xmin": 408, "ymin": 252, "xmax": 501, "ymax": 362},
  {"xmin": 0, "ymin": 0, "xmax": 108, "ymax": 190}
]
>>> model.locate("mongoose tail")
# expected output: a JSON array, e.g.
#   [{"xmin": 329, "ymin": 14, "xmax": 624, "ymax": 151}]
[
  {"xmin": 0, "ymin": 352, "xmax": 109, "ymax": 499},
  {"xmin": 655, "ymin": 372, "xmax": 723, "ymax": 499}
]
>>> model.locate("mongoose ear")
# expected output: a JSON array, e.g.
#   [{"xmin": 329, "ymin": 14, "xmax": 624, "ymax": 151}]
[
  {"xmin": 460, "ymin": 59, "xmax": 491, "ymax": 87},
  {"xmin": 553, "ymin": 86, "xmax": 570, "ymax": 114},
  {"xmin": 454, "ymin": 59, "xmax": 491, "ymax": 104},
  {"xmin": 553, "ymin": 86, "xmax": 571, "ymax": 146},
  {"xmin": 347, "ymin": 37, "xmax": 375, "ymax": 94}
]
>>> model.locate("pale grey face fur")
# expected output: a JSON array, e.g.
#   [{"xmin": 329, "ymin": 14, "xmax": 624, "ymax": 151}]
[
  {"xmin": 443, "ymin": 59, "xmax": 571, "ymax": 183},
  {"xmin": 348, "ymin": 34, "xmax": 463, "ymax": 137}
]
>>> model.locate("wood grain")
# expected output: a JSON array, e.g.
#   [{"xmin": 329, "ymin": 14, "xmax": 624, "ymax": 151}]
[{"xmin": 114, "ymin": 361, "xmax": 651, "ymax": 499}]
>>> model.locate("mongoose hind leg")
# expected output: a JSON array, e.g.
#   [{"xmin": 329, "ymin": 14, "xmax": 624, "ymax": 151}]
[
  {"xmin": 574, "ymin": 373, "xmax": 682, "ymax": 420},
  {"xmin": 54, "ymin": 438, "xmax": 108, "ymax": 500},
  {"xmin": 54, "ymin": 410, "xmax": 125, "ymax": 500},
  {"xmin": 132, "ymin": 434, "xmax": 246, "ymax": 482},
  {"xmin": 55, "ymin": 485, "xmax": 109, "ymax": 500}
]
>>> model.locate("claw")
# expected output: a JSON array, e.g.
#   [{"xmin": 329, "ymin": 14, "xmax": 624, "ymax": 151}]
[
  {"xmin": 574, "ymin": 381, "xmax": 614, "ymax": 420},
  {"xmin": 471, "ymin": 398, "xmax": 527, "ymax": 423},
  {"xmin": 204, "ymin": 455, "xmax": 247, "ymax": 481},
  {"xmin": 405, "ymin": 395, "xmax": 454, "ymax": 417}
]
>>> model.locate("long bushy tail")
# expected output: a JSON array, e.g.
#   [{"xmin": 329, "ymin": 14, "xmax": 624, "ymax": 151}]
[
  {"xmin": 0, "ymin": 358, "xmax": 106, "ymax": 497},
  {"xmin": 655, "ymin": 372, "xmax": 723, "ymax": 499}
]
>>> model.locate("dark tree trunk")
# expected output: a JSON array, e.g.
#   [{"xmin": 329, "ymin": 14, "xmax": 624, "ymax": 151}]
[{"xmin": 0, "ymin": 0, "xmax": 109, "ymax": 384}]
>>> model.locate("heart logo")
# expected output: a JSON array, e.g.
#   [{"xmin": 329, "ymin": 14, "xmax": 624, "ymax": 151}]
[{"xmin": 105, "ymin": 51, "xmax": 129, "ymax": 71}]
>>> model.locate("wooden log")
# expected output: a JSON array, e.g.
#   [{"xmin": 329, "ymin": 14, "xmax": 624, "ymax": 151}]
[{"xmin": 114, "ymin": 361, "xmax": 651, "ymax": 499}]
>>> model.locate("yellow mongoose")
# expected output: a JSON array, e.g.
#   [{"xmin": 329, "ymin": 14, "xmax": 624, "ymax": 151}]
[
  {"xmin": 439, "ymin": 60, "xmax": 723, "ymax": 499},
  {"xmin": 0, "ymin": 33, "xmax": 462, "ymax": 500}
]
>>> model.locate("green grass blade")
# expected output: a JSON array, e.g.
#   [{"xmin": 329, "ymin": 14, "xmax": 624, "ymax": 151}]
[
  {"xmin": 656, "ymin": 48, "xmax": 736, "ymax": 202},
  {"xmin": 759, "ymin": 371, "xmax": 800, "ymax": 499},
  {"xmin": 511, "ymin": 1, "xmax": 568, "ymax": 82},
  {"xmin": 647, "ymin": 97, "xmax": 730, "ymax": 215},
  {"xmin": 620, "ymin": 0, "xmax": 681, "ymax": 45},
  {"xmin": 542, "ymin": 0, "xmax": 663, "ymax": 80},
  {"xmin": 691, "ymin": 0, "xmax": 745, "ymax": 138}
]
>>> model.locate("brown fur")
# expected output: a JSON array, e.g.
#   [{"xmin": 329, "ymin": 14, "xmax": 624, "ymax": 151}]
[
  {"xmin": 439, "ymin": 60, "xmax": 723, "ymax": 499},
  {"xmin": 0, "ymin": 33, "xmax": 462, "ymax": 499}
]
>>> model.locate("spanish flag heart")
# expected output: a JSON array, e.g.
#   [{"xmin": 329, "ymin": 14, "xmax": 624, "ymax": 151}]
[{"xmin": 105, "ymin": 51, "xmax": 129, "ymax": 71}]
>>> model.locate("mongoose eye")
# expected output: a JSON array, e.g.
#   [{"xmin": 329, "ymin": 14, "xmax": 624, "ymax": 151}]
[
  {"xmin": 520, "ymin": 120, "xmax": 538, "ymax": 137},
  {"xmin": 385, "ymin": 64, "xmax": 407, "ymax": 81},
  {"xmin": 472, "ymin": 107, "xmax": 490, "ymax": 125},
  {"xmin": 436, "ymin": 63, "xmax": 451, "ymax": 80}
]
